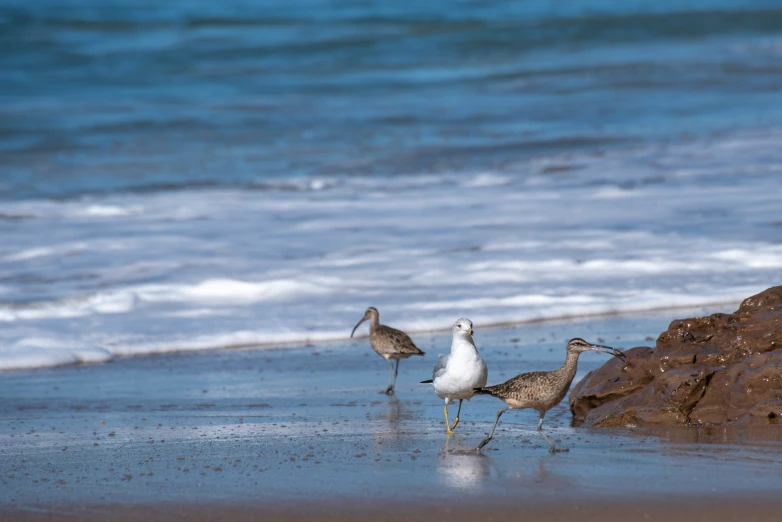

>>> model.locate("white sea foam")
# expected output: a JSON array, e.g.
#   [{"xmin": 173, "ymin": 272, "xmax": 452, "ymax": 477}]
[
  {"xmin": 463, "ymin": 173, "xmax": 511, "ymax": 187},
  {"xmin": 0, "ymin": 338, "xmax": 113, "ymax": 370},
  {"xmin": 0, "ymin": 130, "xmax": 780, "ymax": 370},
  {"xmin": 4, "ymin": 247, "xmax": 56, "ymax": 262},
  {"xmin": 77, "ymin": 204, "xmax": 140, "ymax": 217},
  {"xmin": 4, "ymin": 243, "xmax": 88, "ymax": 262},
  {"xmin": 0, "ymin": 278, "xmax": 331, "ymax": 322},
  {"xmin": 0, "ymin": 292, "xmax": 137, "ymax": 322},
  {"xmin": 135, "ymin": 278, "xmax": 330, "ymax": 305}
]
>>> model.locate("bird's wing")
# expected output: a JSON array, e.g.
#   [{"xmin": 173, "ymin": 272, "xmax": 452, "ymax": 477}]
[
  {"xmin": 374, "ymin": 325, "xmax": 424, "ymax": 356},
  {"xmin": 432, "ymin": 353, "xmax": 450, "ymax": 380},
  {"xmin": 488, "ymin": 371, "xmax": 549, "ymax": 395}
]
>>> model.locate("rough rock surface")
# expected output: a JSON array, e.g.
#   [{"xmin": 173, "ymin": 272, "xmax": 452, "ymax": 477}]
[{"xmin": 570, "ymin": 286, "xmax": 782, "ymax": 427}]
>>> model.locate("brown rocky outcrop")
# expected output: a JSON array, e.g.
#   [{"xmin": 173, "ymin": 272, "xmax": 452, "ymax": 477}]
[{"xmin": 570, "ymin": 286, "xmax": 782, "ymax": 427}]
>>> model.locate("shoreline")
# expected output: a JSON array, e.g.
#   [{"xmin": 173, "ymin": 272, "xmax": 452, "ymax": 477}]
[{"xmin": 0, "ymin": 300, "xmax": 737, "ymax": 373}]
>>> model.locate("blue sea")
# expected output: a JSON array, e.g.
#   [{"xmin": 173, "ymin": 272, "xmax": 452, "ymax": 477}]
[{"xmin": 1, "ymin": 0, "xmax": 781, "ymax": 369}]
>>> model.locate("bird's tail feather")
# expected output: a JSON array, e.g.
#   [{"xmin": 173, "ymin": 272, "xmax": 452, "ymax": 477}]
[
  {"xmin": 473, "ymin": 387, "xmax": 495, "ymax": 395},
  {"xmin": 420, "ymin": 379, "xmax": 433, "ymax": 384}
]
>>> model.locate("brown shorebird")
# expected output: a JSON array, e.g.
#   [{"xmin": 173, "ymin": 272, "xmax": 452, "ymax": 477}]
[
  {"xmin": 474, "ymin": 338, "xmax": 626, "ymax": 453},
  {"xmin": 351, "ymin": 307, "xmax": 425, "ymax": 395}
]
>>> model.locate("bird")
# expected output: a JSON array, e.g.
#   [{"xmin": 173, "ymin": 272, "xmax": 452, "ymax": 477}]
[
  {"xmin": 421, "ymin": 318, "xmax": 488, "ymax": 434},
  {"xmin": 350, "ymin": 307, "xmax": 425, "ymax": 396},
  {"xmin": 473, "ymin": 338, "xmax": 626, "ymax": 453}
]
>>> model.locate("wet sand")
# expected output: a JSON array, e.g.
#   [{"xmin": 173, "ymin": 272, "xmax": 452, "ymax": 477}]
[
  {"xmin": 2, "ymin": 311, "xmax": 782, "ymax": 521},
  {"xmin": 6, "ymin": 498, "xmax": 782, "ymax": 522}
]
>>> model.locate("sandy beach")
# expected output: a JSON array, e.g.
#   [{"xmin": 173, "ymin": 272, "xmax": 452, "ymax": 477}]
[
  {"xmin": 6, "ymin": 498, "xmax": 782, "ymax": 522},
  {"xmin": 2, "ymin": 311, "xmax": 781, "ymax": 521}
]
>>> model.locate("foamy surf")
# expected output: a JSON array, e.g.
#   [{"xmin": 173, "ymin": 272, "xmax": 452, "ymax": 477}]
[{"xmin": 0, "ymin": 130, "xmax": 780, "ymax": 371}]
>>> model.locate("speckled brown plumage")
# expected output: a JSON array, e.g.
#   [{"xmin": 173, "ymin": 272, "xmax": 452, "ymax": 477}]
[
  {"xmin": 350, "ymin": 307, "xmax": 425, "ymax": 395},
  {"xmin": 474, "ymin": 338, "xmax": 625, "ymax": 452},
  {"xmin": 370, "ymin": 324, "xmax": 425, "ymax": 359},
  {"xmin": 477, "ymin": 351, "xmax": 580, "ymax": 413}
]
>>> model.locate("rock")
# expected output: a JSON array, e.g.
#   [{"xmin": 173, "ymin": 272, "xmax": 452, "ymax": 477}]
[{"xmin": 570, "ymin": 286, "xmax": 782, "ymax": 427}]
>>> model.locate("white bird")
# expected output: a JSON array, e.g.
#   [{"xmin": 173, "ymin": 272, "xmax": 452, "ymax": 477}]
[{"xmin": 421, "ymin": 318, "xmax": 488, "ymax": 434}]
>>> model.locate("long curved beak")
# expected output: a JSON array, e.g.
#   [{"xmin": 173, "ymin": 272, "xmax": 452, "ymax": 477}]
[
  {"xmin": 351, "ymin": 316, "xmax": 368, "ymax": 338},
  {"xmin": 590, "ymin": 343, "xmax": 627, "ymax": 362}
]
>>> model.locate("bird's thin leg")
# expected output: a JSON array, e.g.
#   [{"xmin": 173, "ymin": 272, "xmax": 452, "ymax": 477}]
[
  {"xmin": 538, "ymin": 413, "xmax": 567, "ymax": 453},
  {"xmin": 476, "ymin": 407, "xmax": 509, "ymax": 451},
  {"xmin": 392, "ymin": 359, "xmax": 400, "ymax": 389},
  {"xmin": 444, "ymin": 401, "xmax": 453, "ymax": 434},
  {"xmin": 449, "ymin": 399, "xmax": 463, "ymax": 431},
  {"xmin": 444, "ymin": 431, "xmax": 459, "ymax": 452},
  {"xmin": 384, "ymin": 359, "xmax": 395, "ymax": 396}
]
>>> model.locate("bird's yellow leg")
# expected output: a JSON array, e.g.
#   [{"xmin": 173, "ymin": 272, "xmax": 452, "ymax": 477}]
[
  {"xmin": 449, "ymin": 399, "xmax": 463, "ymax": 431},
  {"xmin": 444, "ymin": 431, "xmax": 459, "ymax": 452},
  {"xmin": 444, "ymin": 404, "xmax": 453, "ymax": 434}
]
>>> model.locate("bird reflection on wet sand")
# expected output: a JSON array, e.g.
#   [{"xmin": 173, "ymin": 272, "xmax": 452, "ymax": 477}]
[
  {"xmin": 438, "ymin": 434, "xmax": 492, "ymax": 489},
  {"xmin": 371, "ymin": 397, "xmax": 425, "ymax": 447},
  {"xmin": 439, "ymin": 435, "xmax": 578, "ymax": 493},
  {"xmin": 384, "ymin": 396, "xmax": 403, "ymax": 424}
]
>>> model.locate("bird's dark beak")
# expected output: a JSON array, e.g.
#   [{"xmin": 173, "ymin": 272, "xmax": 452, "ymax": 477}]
[
  {"xmin": 589, "ymin": 343, "xmax": 627, "ymax": 362},
  {"xmin": 351, "ymin": 316, "xmax": 368, "ymax": 338}
]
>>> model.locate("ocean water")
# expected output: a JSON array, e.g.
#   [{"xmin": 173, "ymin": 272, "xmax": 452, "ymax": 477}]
[{"xmin": 1, "ymin": 0, "xmax": 781, "ymax": 370}]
